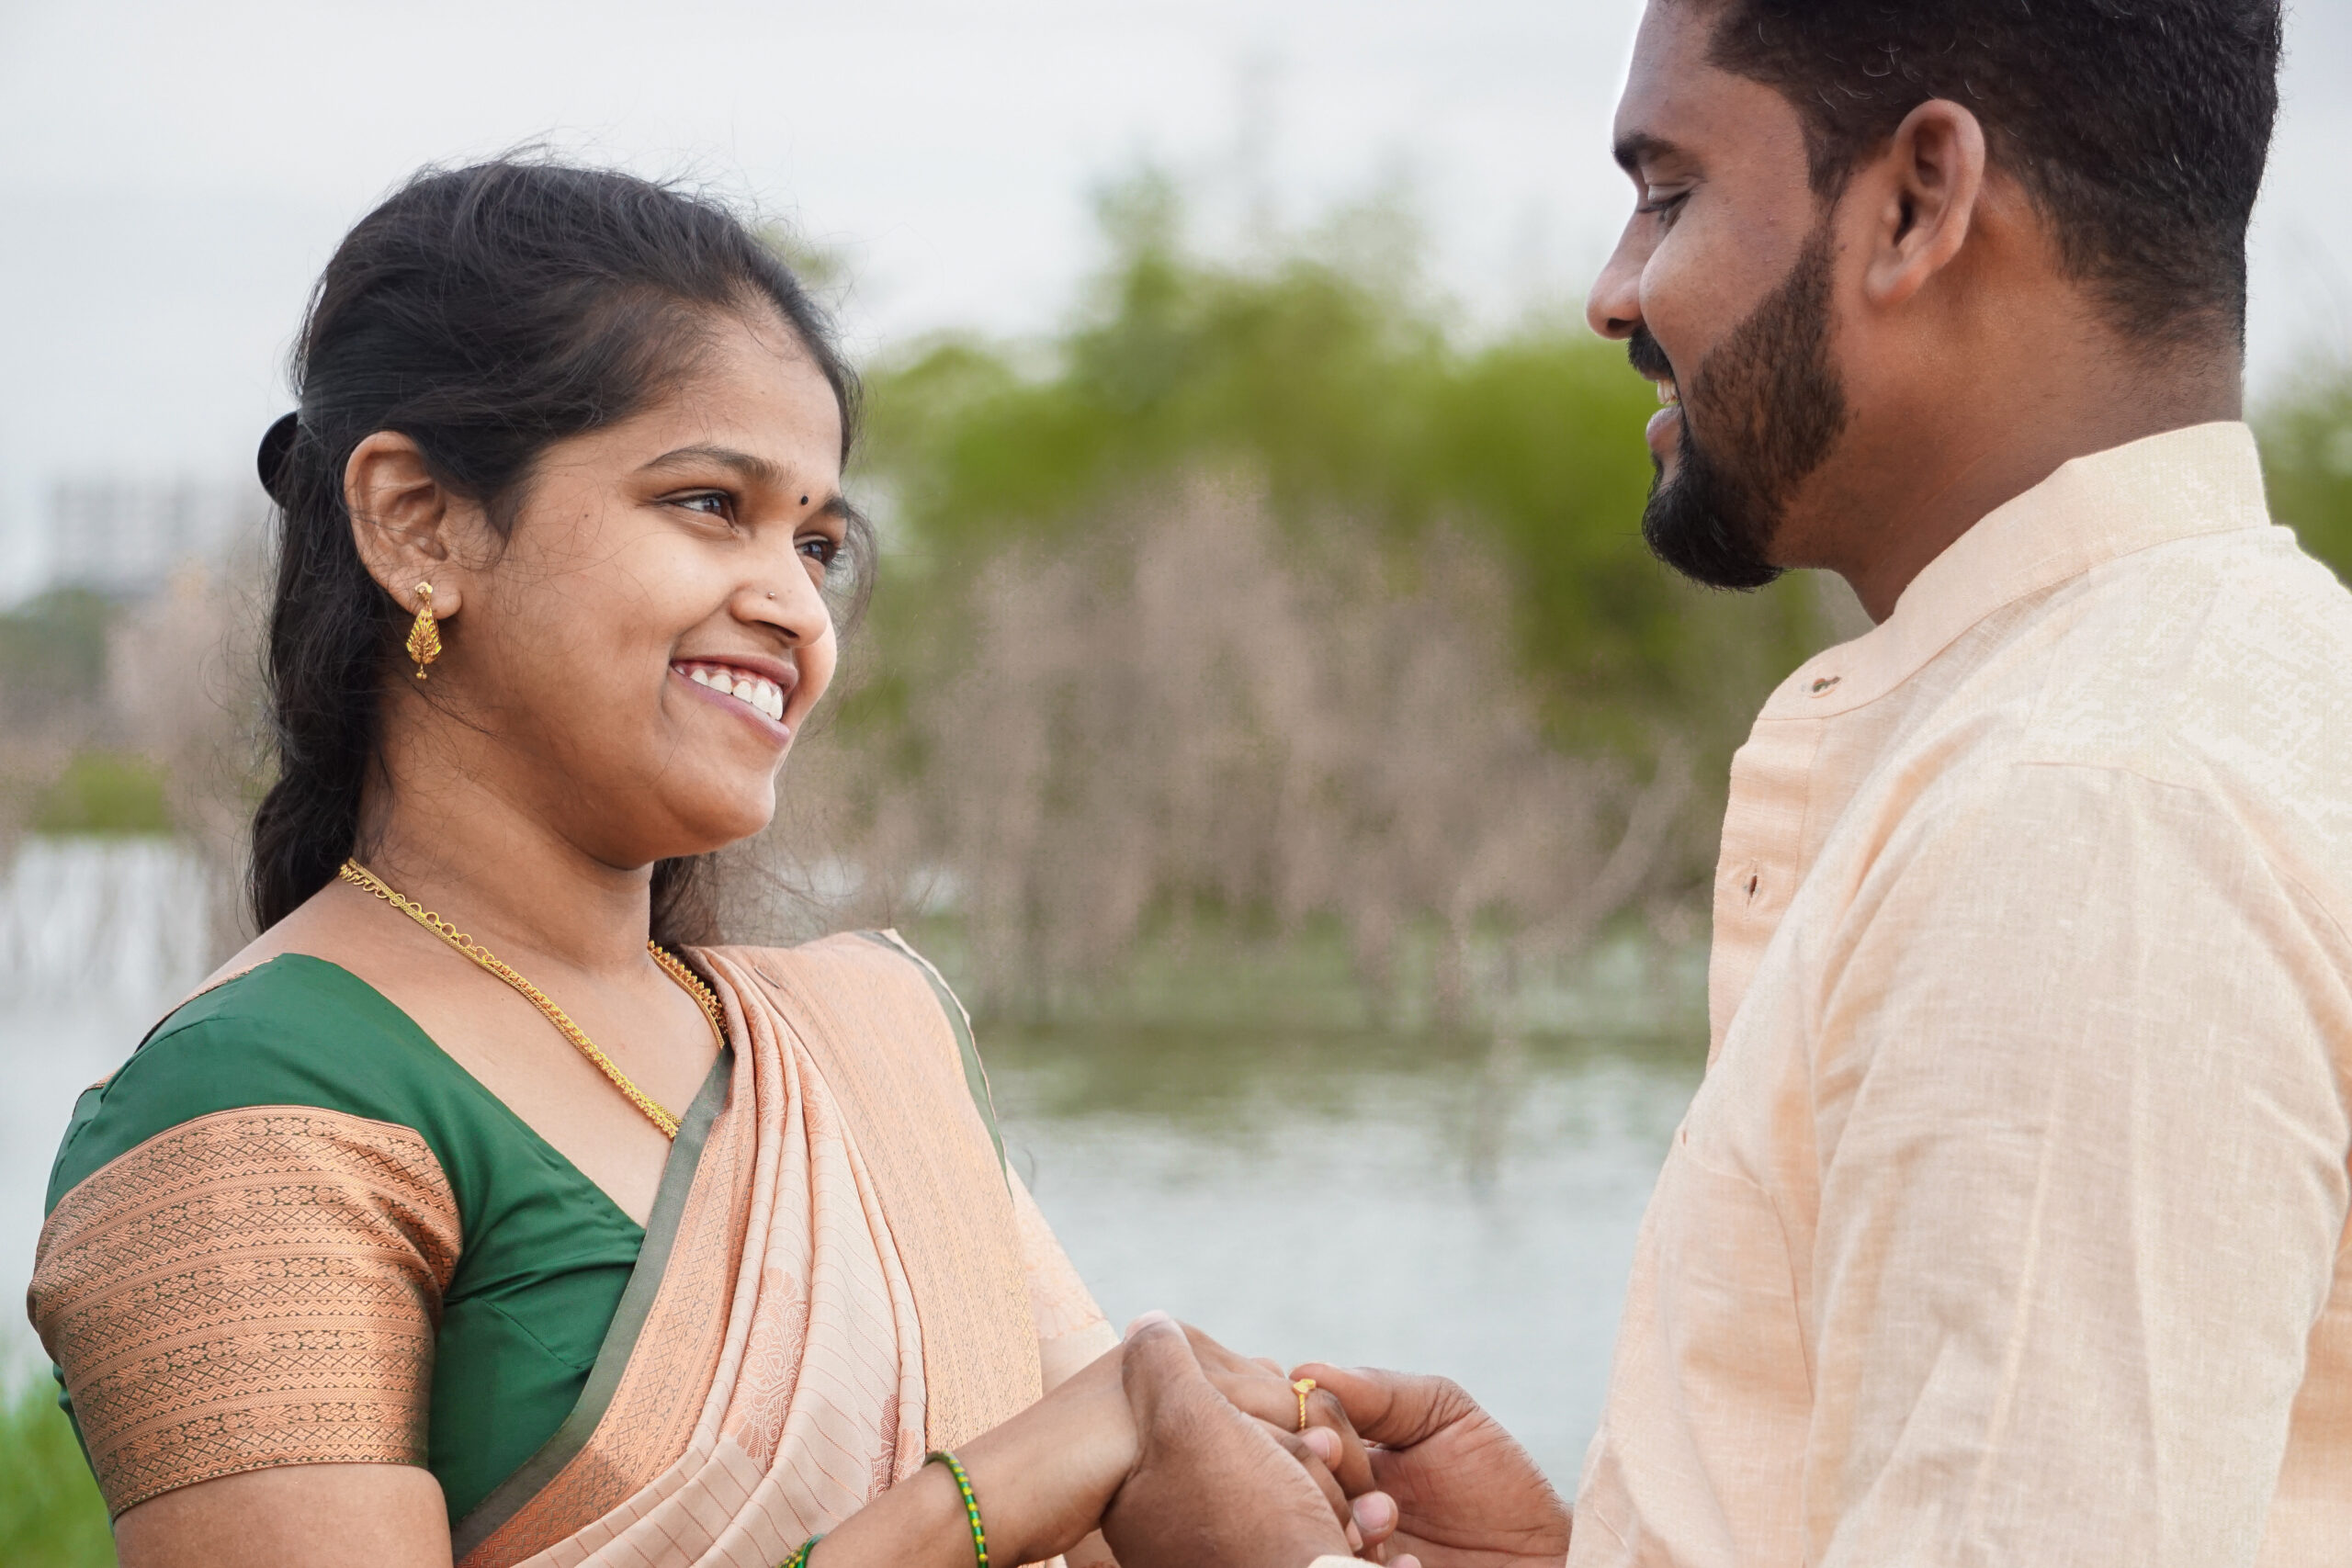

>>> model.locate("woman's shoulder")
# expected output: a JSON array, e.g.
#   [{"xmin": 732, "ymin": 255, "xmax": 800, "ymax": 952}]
[
  {"xmin": 705, "ymin": 931, "xmax": 1003, "ymax": 1173},
  {"xmin": 711, "ymin": 928, "xmax": 960, "ymax": 994},
  {"xmin": 706, "ymin": 930, "xmax": 974, "ymax": 1043},
  {"xmin": 46, "ymin": 953, "xmax": 472, "ymax": 1213}
]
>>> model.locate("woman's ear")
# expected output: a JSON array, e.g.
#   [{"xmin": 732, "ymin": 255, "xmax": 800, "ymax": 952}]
[
  {"xmin": 1859, "ymin": 97, "xmax": 1989, "ymax": 310},
  {"xmin": 345, "ymin": 431, "xmax": 469, "ymax": 617}
]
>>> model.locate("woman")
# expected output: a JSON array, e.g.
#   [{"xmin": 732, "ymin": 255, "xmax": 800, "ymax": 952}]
[{"xmin": 26, "ymin": 161, "xmax": 1374, "ymax": 1568}]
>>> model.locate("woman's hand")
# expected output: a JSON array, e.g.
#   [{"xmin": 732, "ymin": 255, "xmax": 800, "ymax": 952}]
[
  {"xmin": 1293, "ymin": 1363, "xmax": 1570, "ymax": 1568},
  {"xmin": 817, "ymin": 1324, "xmax": 1390, "ymax": 1568},
  {"xmin": 970, "ymin": 1322, "xmax": 1384, "ymax": 1562},
  {"xmin": 1174, "ymin": 1322, "xmax": 1382, "ymax": 1509},
  {"xmin": 1102, "ymin": 1314, "xmax": 1373, "ymax": 1568}
]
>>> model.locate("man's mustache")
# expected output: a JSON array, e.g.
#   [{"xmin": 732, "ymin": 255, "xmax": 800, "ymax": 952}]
[{"xmin": 1627, "ymin": 325, "xmax": 1674, "ymax": 386}]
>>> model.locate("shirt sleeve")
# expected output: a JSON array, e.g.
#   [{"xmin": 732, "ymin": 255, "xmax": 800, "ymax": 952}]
[
  {"xmin": 1802, "ymin": 759, "xmax": 2350, "ymax": 1566},
  {"xmin": 28, "ymin": 1103, "xmax": 462, "ymax": 1517},
  {"xmin": 1009, "ymin": 1167, "xmax": 1119, "ymax": 1389}
]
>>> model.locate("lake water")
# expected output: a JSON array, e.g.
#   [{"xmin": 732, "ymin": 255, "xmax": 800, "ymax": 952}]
[{"xmin": 0, "ymin": 840, "xmax": 1704, "ymax": 1491}]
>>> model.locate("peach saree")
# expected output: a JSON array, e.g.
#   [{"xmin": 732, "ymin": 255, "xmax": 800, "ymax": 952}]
[
  {"xmin": 32, "ymin": 931, "xmax": 1111, "ymax": 1568},
  {"xmin": 450, "ymin": 932, "xmax": 1110, "ymax": 1568}
]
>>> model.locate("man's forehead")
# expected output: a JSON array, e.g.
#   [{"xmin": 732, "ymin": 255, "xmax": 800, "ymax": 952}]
[
  {"xmin": 1614, "ymin": 1, "xmax": 1722, "ymax": 142},
  {"xmin": 1612, "ymin": 0, "xmax": 1790, "ymax": 166}
]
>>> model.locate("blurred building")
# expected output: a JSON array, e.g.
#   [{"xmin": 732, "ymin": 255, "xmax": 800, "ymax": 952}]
[{"xmin": 44, "ymin": 477, "xmax": 261, "ymax": 598}]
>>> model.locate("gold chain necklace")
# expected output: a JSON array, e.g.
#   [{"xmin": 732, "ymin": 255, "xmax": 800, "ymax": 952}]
[{"xmin": 337, "ymin": 859, "xmax": 724, "ymax": 1140}]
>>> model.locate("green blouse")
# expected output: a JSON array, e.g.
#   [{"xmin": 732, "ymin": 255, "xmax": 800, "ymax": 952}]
[{"xmin": 44, "ymin": 953, "xmax": 650, "ymax": 1525}]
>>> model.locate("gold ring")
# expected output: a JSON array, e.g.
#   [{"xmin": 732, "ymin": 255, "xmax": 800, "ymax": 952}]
[{"xmin": 1292, "ymin": 1376, "xmax": 1317, "ymax": 1432}]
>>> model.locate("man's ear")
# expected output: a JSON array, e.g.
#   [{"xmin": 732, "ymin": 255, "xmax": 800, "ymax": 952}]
[
  {"xmin": 1859, "ymin": 98, "xmax": 1988, "ymax": 310},
  {"xmin": 345, "ymin": 431, "xmax": 468, "ymax": 618}
]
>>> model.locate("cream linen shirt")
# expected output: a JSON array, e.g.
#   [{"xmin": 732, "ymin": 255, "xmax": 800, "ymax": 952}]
[{"xmin": 1569, "ymin": 423, "xmax": 2352, "ymax": 1568}]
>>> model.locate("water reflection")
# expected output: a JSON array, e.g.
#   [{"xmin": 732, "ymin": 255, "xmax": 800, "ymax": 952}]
[{"xmin": 990, "ymin": 1024, "xmax": 1702, "ymax": 1483}]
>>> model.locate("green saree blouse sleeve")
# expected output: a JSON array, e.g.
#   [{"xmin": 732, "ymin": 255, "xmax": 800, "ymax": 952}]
[{"xmin": 28, "ymin": 954, "xmax": 646, "ymax": 1525}]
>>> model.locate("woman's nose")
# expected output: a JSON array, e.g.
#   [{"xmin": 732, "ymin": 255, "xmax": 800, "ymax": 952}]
[{"xmin": 742, "ymin": 570, "xmax": 831, "ymax": 647}]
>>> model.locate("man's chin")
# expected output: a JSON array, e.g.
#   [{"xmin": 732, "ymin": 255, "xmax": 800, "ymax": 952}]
[{"xmin": 1641, "ymin": 468, "xmax": 1784, "ymax": 592}]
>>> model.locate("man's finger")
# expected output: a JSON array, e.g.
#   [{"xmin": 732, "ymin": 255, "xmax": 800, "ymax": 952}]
[
  {"xmin": 1288, "ymin": 1363, "xmax": 1476, "ymax": 1450},
  {"xmin": 1351, "ymin": 1488, "xmax": 1398, "ymax": 1550},
  {"xmin": 1204, "ymin": 1371, "xmax": 1377, "ymax": 1499},
  {"xmin": 1264, "ymin": 1427, "xmax": 1359, "ymax": 1549}
]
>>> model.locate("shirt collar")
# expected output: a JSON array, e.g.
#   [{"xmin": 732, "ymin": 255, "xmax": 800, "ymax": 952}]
[{"xmin": 1763, "ymin": 421, "xmax": 2270, "ymax": 720}]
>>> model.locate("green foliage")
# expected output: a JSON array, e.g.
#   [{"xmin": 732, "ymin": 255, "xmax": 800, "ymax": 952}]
[
  {"xmin": 2256, "ymin": 361, "xmax": 2352, "ymax": 581},
  {"xmin": 0, "ymin": 1371, "xmax": 112, "ymax": 1568},
  {"xmin": 31, "ymin": 750, "xmax": 174, "ymax": 836},
  {"xmin": 0, "ymin": 589, "xmax": 116, "ymax": 716},
  {"xmin": 861, "ymin": 176, "xmax": 1827, "ymax": 759}
]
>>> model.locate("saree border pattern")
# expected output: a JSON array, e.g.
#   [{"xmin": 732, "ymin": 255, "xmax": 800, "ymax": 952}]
[
  {"xmin": 450, "ymin": 936, "xmax": 1044, "ymax": 1568},
  {"xmin": 449, "ymin": 1048, "xmax": 741, "ymax": 1561},
  {"xmin": 28, "ymin": 1107, "xmax": 463, "ymax": 1518}
]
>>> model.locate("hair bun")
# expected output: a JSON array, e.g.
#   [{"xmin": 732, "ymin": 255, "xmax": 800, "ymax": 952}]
[{"xmin": 256, "ymin": 411, "xmax": 301, "ymax": 504}]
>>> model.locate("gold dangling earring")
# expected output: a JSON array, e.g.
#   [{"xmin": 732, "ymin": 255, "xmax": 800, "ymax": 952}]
[{"xmin": 406, "ymin": 582, "xmax": 442, "ymax": 680}]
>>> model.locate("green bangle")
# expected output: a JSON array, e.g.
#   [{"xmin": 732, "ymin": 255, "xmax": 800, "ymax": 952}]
[
  {"xmin": 778, "ymin": 1535, "xmax": 822, "ymax": 1568},
  {"xmin": 925, "ymin": 1450, "xmax": 989, "ymax": 1568}
]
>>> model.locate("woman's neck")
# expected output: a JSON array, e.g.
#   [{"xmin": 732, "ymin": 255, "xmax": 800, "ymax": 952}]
[{"xmin": 357, "ymin": 705, "xmax": 660, "ymax": 977}]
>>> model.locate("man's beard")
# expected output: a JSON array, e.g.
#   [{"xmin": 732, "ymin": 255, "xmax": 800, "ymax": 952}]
[{"xmin": 1633, "ymin": 222, "xmax": 1849, "ymax": 591}]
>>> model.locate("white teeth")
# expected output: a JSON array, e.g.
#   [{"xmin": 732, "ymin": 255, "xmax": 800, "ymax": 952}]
[{"xmin": 683, "ymin": 664, "xmax": 786, "ymax": 723}]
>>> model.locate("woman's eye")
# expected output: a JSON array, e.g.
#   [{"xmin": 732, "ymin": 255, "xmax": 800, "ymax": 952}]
[
  {"xmin": 1636, "ymin": 189, "xmax": 1690, "ymax": 222},
  {"xmin": 797, "ymin": 535, "xmax": 840, "ymax": 567},
  {"xmin": 673, "ymin": 491, "xmax": 734, "ymax": 522}
]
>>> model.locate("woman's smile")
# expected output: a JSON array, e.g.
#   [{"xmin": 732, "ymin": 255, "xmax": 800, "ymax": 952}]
[{"xmin": 673, "ymin": 657, "xmax": 797, "ymax": 738}]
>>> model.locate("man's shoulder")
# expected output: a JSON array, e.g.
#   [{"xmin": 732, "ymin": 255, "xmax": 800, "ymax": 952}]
[
  {"xmin": 2015, "ymin": 525, "xmax": 2352, "ymax": 784},
  {"xmin": 1909, "ymin": 525, "xmax": 2352, "ymax": 913}
]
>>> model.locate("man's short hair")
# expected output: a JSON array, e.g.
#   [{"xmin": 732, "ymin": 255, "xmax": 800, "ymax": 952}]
[{"xmin": 1693, "ymin": 0, "xmax": 2282, "ymax": 349}]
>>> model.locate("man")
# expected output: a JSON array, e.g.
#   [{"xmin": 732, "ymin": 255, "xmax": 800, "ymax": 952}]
[{"xmin": 1103, "ymin": 1, "xmax": 2352, "ymax": 1564}]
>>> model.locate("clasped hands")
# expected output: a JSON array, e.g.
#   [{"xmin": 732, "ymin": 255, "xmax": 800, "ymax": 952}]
[{"xmin": 1098, "ymin": 1312, "xmax": 1572, "ymax": 1568}]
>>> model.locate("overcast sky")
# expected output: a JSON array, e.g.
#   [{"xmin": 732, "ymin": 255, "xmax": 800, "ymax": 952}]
[{"xmin": 2, "ymin": 0, "xmax": 2346, "ymax": 599}]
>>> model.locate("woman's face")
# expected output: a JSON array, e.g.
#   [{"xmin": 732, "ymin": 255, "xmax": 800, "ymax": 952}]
[{"xmin": 389, "ymin": 308, "xmax": 848, "ymax": 869}]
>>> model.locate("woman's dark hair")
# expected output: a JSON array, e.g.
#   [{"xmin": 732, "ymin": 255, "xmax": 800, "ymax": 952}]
[{"xmin": 250, "ymin": 157, "xmax": 868, "ymax": 945}]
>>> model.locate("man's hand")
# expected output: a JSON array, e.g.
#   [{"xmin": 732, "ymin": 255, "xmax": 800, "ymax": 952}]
[
  {"xmin": 1295, "ymin": 1364, "xmax": 1569, "ymax": 1568},
  {"xmin": 1104, "ymin": 1314, "xmax": 1385, "ymax": 1568}
]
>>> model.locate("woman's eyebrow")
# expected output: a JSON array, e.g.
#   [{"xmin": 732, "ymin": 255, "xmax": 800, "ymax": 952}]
[{"xmin": 637, "ymin": 444, "xmax": 789, "ymax": 488}]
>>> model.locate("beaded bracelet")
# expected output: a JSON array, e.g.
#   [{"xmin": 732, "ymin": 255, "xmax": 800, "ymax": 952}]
[
  {"xmin": 925, "ymin": 1450, "xmax": 989, "ymax": 1568},
  {"xmin": 777, "ymin": 1535, "xmax": 822, "ymax": 1568}
]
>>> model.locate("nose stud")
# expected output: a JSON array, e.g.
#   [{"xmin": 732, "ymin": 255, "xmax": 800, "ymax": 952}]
[{"xmin": 765, "ymin": 591, "xmax": 775, "ymax": 600}]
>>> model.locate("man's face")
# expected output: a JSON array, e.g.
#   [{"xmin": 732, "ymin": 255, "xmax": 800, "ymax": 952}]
[{"xmin": 1588, "ymin": 0, "xmax": 1849, "ymax": 590}]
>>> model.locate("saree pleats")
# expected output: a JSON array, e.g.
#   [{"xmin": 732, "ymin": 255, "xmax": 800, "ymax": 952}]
[{"xmin": 456, "ymin": 935, "xmax": 1044, "ymax": 1568}]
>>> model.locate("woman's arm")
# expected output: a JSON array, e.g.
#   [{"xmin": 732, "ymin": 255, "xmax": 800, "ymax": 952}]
[
  {"xmin": 814, "ymin": 1346, "xmax": 1135, "ymax": 1568},
  {"xmin": 818, "ymin": 1336, "xmax": 1378, "ymax": 1568},
  {"xmin": 108, "ymin": 1371, "xmax": 1114, "ymax": 1568},
  {"xmin": 111, "ymin": 1337, "xmax": 1369, "ymax": 1568},
  {"xmin": 115, "ymin": 1464, "xmax": 452, "ymax": 1568}
]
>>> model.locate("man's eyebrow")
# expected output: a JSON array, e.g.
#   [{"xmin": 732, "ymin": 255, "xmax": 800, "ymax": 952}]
[
  {"xmin": 1613, "ymin": 131, "xmax": 1684, "ymax": 175},
  {"xmin": 637, "ymin": 444, "xmax": 789, "ymax": 488}
]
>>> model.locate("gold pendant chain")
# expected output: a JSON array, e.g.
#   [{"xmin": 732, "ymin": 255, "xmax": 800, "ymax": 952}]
[{"xmin": 337, "ymin": 859, "xmax": 724, "ymax": 1140}]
